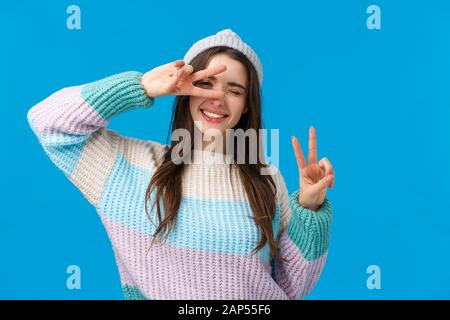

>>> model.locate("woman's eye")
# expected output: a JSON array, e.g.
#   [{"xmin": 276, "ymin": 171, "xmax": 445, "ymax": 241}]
[
  {"xmin": 230, "ymin": 90, "xmax": 241, "ymax": 96},
  {"xmin": 197, "ymin": 81, "xmax": 211, "ymax": 87}
]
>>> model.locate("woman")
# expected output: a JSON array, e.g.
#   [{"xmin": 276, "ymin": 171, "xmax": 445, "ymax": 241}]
[{"xmin": 27, "ymin": 29, "xmax": 335, "ymax": 300}]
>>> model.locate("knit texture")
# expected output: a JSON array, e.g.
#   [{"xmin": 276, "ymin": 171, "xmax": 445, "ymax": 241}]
[
  {"xmin": 27, "ymin": 71, "xmax": 333, "ymax": 300},
  {"xmin": 183, "ymin": 29, "xmax": 263, "ymax": 85}
]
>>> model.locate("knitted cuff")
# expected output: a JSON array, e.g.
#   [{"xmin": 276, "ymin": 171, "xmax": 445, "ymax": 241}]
[
  {"xmin": 80, "ymin": 71, "xmax": 154, "ymax": 120},
  {"xmin": 287, "ymin": 190, "xmax": 333, "ymax": 261}
]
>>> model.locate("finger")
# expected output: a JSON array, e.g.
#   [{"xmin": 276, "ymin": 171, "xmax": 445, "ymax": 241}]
[
  {"xmin": 169, "ymin": 60, "xmax": 186, "ymax": 76},
  {"xmin": 162, "ymin": 59, "xmax": 184, "ymax": 70},
  {"xmin": 181, "ymin": 64, "xmax": 194, "ymax": 77},
  {"xmin": 303, "ymin": 163, "xmax": 325, "ymax": 184},
  {"xmin": 318, "ymin": 157, "xmax": 334, "ymax": 188},
  {"xmin": 163, "ymin": 59, "xmax": 185, "ymax": 72},
  {"xmin": 318, "ymin": 157, "xmax": 334, "ymax": 177},
  {"xmin": 191, "ymin": 65, "xmax": 227, "ymax": 82},
  {"xmin": 165, "ymin": 65, "xmax": 188, "ymax": 89},
  {"xmin": 309, "ymin": 174, "xmax": 333, "ymax": 195},
  {"xmin": 308, "ymin": 126, "xmax": 317, "ymax": 164},
  {"xmin": 171, "ymin": 64, "xmax": 194, "ymax": 80},
  {"xmin": 291, "ymin": 136, "xmax": 307, "ymax": 171},
  {"xmin": 188, "ymin": 86, "xmax": 225, "ymax": 99},
  {"xmin": 172, "ymin": 60, "xmax": 185, "ymax": 68},
  {"xmin": 329, "ymin": 174, "xmax": 334, "ymax": 189}
]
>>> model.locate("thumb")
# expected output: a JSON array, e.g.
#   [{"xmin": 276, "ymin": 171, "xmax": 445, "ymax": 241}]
[{"xmin": 309, "ymin": 174, "xmax": 333, "ymax": 195}]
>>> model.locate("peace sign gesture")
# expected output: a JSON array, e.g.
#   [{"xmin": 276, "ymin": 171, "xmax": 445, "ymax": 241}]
[
  {"xmin": 141, "ymin": 59, "xmax": 227, "ymax": 99},
  {"xmin": 291, "ymin": 127, "xmax": 335, "ymax": 211}
]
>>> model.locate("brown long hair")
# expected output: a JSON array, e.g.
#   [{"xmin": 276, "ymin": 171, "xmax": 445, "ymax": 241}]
[{"xmin": 144, "ymin": 46, "xmax": 284, "ymax": 262}]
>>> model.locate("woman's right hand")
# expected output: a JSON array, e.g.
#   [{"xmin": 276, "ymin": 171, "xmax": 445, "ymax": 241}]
[{"xmin": 140, "ymin": 60, "xmax": 227, "ymax": 99}]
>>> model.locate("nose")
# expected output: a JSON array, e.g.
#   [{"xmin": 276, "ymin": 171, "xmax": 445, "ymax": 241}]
[
  {"xmin": 208, "ymin": 92, "xmax": 225, "ymax": 107},
  {"xmin": 206, "ymin": 83, "xmax": 225, "ymax": 107},
  {"xmin": 209, "ymin": 97, "xmax": 224, "ymax": 107}
]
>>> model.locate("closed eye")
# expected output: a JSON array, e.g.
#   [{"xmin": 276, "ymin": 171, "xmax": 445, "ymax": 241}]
[{"xmin": 196, "ymin": 81, "xmax": 243, "ymax": 96}]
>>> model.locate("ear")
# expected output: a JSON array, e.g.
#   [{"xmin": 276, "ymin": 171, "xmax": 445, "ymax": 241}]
[{"xmin": 243, "ymin": 106, "xmax": 248, "ymax": 113}]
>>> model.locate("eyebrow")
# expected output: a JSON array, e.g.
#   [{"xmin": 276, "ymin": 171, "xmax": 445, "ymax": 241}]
[{"xmin": 207, "ymin": 76, "xmax": 247, "ymax": 91}]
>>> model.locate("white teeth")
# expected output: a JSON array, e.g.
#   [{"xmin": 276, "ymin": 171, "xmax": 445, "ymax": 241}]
[{"xmin": 202, "ymin": 110, "xmax": 226, "ymax": 119}]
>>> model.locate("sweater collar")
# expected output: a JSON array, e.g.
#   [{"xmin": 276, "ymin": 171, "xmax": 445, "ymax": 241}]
[{"xmin": 191, "ymin": 149, "xmax": 234, "ymax": 165}]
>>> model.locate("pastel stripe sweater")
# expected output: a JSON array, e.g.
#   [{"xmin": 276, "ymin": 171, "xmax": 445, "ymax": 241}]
[{"xmin": 27, "ymin": 71, "xmax": 333, "ymax": 300}]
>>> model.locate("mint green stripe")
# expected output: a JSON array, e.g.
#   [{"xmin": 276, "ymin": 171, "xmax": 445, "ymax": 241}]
[
  {"xmin": 81, "ymin": 71, "xmax": 154, "ymax": 119},
  {"xmin": 122, "ymin": 284, "xmax": 147, "ymax": 300},
  {"xmin": 288, "ymin": 190, "xmax": 332, "ymax": 261}
]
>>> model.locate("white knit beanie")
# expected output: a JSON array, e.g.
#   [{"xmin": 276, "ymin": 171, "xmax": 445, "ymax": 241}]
[{"xmin": 183, "ymin": 29, "xmax": 263, "ymax": 85}]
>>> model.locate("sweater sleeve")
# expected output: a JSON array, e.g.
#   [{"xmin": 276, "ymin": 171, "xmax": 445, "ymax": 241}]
[
  {"xmin": 27, "ymin": 71, "xmax": 166, "ymax": 208},
  {"xmin": 271, "ymin": 170, "xmax": 333, "ymax": 299}
]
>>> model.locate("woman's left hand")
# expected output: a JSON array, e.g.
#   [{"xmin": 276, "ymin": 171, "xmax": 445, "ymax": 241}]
[{"xmin": 291, "ymin": 127, "xmax": 335, "ymax": 211}]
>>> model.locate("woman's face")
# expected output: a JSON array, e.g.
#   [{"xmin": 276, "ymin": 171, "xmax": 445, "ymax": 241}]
[{"xmin": 189, "ymin": 53, "xmax": 248, "ymax": 136}]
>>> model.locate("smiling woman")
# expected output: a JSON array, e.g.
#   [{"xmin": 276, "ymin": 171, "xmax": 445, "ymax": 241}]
[
  {"xmin": 190, "ymin": 52, "xmax": 248, "ymax": 130},
  {"xmin": 27, "ymin": 28, "xmax": 334, "ymax": 300}
]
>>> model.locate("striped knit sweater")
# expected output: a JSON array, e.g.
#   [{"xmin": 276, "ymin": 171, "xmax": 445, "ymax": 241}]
[{"xmin": 27, "ymin": 71, "xmax": 333, "ymax": 300}]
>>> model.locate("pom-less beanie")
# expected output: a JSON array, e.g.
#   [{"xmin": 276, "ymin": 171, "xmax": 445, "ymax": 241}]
[{"xmin": 183, "ymin": 29, "xmax": 263, "ymax": 85}]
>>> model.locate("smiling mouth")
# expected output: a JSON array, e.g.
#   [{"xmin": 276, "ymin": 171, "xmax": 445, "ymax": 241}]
[{"xmin": 200, "ymin": 108, "xmax": 228, "ymax": 123}]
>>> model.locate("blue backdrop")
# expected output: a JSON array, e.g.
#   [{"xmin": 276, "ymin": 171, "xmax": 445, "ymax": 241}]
[{"xmin": 1, "ymin": 0, "xmax": 449, "ymax": 299}]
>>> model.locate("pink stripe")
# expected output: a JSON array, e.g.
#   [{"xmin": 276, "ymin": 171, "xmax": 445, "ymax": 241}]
[
  {"xmin": 28, "ymin": 86, "xmax": 108, "ymax": 135},
  {"xmin": 273, "ymin": 229, "xmax": 328, "ymax": 299},
  {"xmin": 100, "ymin": 216, "xmax": 290, "ymax": 300}
]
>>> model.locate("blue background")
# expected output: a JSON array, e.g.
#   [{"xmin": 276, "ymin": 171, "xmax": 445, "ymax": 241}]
[{"xmin": 1, "ymin": 0, "xmax": 449, "ymax": 299}]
